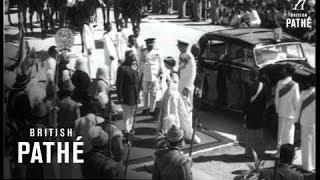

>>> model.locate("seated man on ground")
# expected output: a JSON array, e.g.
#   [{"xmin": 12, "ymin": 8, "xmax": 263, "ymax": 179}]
[{"xmin": 259, "ymin": 143, "xmax": 304, "ymax": 180}]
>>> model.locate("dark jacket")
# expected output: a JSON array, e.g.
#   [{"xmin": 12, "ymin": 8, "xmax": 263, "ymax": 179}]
[
  {"xmin": 71, "ymin": 70, "xmax": 91, "ymax": 103},
  {"xmin": 116, "ymin": 65, "xmax": 140, "ymax": 106},
  {"xmin": 244, "ymin": 81, "xmax": 269, "ymax": 129},
  {"xmin": 153, "ymin": 147, "xmax": 193, "ymax": 180},
  {"xmin": 57, "ymin": 97, "xmax": 80, "ymax": 129},
  {"xmin": 82, "ymin": 149, "xmax": 118, "ymax": 179}
]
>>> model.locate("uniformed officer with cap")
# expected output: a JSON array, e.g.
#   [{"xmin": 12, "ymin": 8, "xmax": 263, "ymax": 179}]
[
  {"xmin": 141, "ymin": 38, "xmax": 164, "ymax": 115},
  {"xmin": 177, "ymin": 40, "xmax": 196, "ymax": 126}
]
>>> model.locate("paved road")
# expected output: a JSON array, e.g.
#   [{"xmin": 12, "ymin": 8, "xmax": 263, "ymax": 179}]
[{"xmin": 4, "ymin": 9, "xmax": 313, "ymax": 179}]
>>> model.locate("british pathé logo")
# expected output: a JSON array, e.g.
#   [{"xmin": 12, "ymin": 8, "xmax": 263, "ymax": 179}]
[
  {"xmin": 293, "ymin": 0, "xmax": 307, "ymax": 10},
  {"xmin": 286, "ymin": 0, "xmax": 314, "ymax": 28}
]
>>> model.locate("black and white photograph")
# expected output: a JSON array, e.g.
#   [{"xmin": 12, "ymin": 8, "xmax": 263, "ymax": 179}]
[{"xmin": 3, "ymin": 0, "xmax": 316, "ymax": 179}]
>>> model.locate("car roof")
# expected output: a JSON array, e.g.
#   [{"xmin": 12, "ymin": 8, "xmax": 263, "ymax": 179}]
[{"xmin": 199, "ymin": 28, "xmax": 300, "ymax": 48}]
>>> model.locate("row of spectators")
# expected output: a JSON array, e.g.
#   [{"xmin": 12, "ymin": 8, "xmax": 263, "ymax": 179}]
[{"xmin": 213, "ymin": 0, "xmax": 316, "ymax": 29}]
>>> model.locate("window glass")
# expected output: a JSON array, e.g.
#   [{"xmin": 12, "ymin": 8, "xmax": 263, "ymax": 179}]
[
  {"xmin": 202, "ymin": 40, "xmax": 227, "ymax": 61},
  {"xmin": 254, "ymin": 43, "xmax": 305, "ymax": 66},
  {"xmin": 229, "ymin": 44, "xmax": 245, "ymax": 60},
  {"xmin": 244, "ymin": 49, "xmax": 255, "ymax": 67}
]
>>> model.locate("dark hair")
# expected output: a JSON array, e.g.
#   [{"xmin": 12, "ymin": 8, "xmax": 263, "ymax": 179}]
[
  {"xmin": 279, "ymin": 64, "xmax": 294, "ymax": 80},
  {"xmin": 132, "ymin": 26, "xmax": 140, "ymax": 31},
  {"xmin": 123, "ymin": 50, "xmax": 136, "ymax": 66},
  {"xmin": 128, "ymin": 35, "xmax": 136, "ymax": 42},
  {"xmin": 48, "ymin": 46, "xmax": 57, "ymax": 57},
  {"xmin": 279, "ymin": 143, "xmax": 295, "ymax": 164}
]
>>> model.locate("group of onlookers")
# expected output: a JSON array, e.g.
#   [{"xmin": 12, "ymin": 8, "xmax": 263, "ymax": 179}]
[{"xmin": 242, "ymin": 64, "xmax": 315, "ymax": 178}]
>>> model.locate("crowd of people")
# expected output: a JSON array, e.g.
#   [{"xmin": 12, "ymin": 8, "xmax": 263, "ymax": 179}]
[
  {"xmin": 4, "ymin": 11, "xmax": 202, "ymax": 178},
  {"xmin": 242, "ymin": 64, "xmax": 315, "ymax": 179},
  {"xmin": 145, "ymin": 0, "xmax": 316, "ymax": 40}
]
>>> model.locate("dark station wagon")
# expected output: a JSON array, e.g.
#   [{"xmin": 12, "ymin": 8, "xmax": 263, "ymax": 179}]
[{"xmin": 195, "ymin": 28, "xmax": 315, "ymax": 115}]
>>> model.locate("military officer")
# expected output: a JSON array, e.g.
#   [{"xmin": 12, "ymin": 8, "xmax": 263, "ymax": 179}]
[
  {"xmin": 153, "ymin": 124, "xmax": 193, "ymax": 180},
  {"xmin": 141, "ymin": 38, "xmax": 164, "ymax": 115},
  {"xmin": 275, "ymin": 64, "xmax": 300, "ymax": 146},
  {"xmin": 296, "ymin": 74, "xmax": 315, "ymax": 171},
  {"xmin": 177, "ymin": 40, "xmax": 196, "ymax": 125}
]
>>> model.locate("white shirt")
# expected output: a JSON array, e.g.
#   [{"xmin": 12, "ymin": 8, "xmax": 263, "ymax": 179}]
[
  {"xmin": 275, "ymin": 76, "xmax": 300, "ymax": 119},
  {"xmin": 103, "ymin": 32, "xmax": 118, "ymax": 66},
  {"xmin": 126, "ymin": 46, "xmax": 140, "ymax": 62},
  {"xmin": 178, "ymin": 51, "xmax": 196, "ymax": 92},
  {"xmin": 114, "ymin": 31, "xmax": 128, "ymax": 61},
  {"xmin": 44, "ymin": 57, "xmax": 56, "ymax": 79},
  {"xmin": 82, "ymin": 24, "xmax": 95, "ymax": 51},
  {"xmin": 297, "ymin": 87, "xmax": 315, "ymax": 127},
  {"xmin": 136, "ymin": 36, "xmax": 144, "ymax": 49},
  {"xmin": 249, "ymin": 9, "xmax": 261, "ymax": 27},
  {"xmin": 141, "ymin": 48, "xmax": 164, "ymax": 82}
]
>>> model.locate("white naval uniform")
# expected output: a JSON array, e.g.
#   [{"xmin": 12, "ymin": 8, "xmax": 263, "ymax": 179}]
[
  {"xmin": 141, "ymin": 48, "xmax": 164, "ymax": 112},
  {"xmin": 275, "ymin": 76, "xmax": 300, "ymax": 145},
  {"xmin": 82, "ymin": 23, "xmax": 95, "ymax": 77},
  {"xmin": 178, "ymin": 51, "xmax": 196, "ymax": 125},
  {"xmin": 297, "ymin": 87, "xmax": 315, "ymax": 171},
  {"xmin": 103, "ymin": 32, "xmax": 118, "ymax": 85}
]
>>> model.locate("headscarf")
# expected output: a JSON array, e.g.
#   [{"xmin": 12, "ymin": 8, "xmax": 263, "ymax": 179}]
[
  {"xmin": 75, "ymin": 57, "xmax": 88, "ymax": 72},
  {"xmin": 96, "ymin": 65, "xmax": 109, "ymax": 83}
]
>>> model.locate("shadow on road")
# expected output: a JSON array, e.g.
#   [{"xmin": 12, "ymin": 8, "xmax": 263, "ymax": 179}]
[
  {"xmin": 134, "ymin": 164, "xmax": 154, "ymax": 174},
  {"xmin": 184, "ymin": 23, "xmax": 213, "ymax": 26},
  {"xmin": 192, "ymin": 153, "xmax": 275, "ymax": 163},
  {"xmin": 134, "ymin": 127, "xmax": 157, "ymax": 136},
  {"xmin": 133, "ymin": 137, "xmax": 156, "ymax": 149}
]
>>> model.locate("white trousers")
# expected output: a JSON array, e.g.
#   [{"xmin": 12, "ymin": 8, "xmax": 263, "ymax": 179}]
[
  {"xmin": 301, "ymin": 125, "xmax": 315, "ymax": 171},
  {"xmin": 143, "ymin": 80, "xmax": 158, "ymax": 112},
  {"xmin": 122, "ymin": 104, "xmax": 136, "ymax": 132},
  {"xmin": 277, "ymin": 117, "xmax": 295, "ymax": 145}
]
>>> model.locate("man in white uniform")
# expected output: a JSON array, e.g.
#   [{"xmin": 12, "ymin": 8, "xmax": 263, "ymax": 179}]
[
  {"xmin": 296, "ymin": 75, "xmax": 315, "ymax": 171},
  {"xmin": 44, "ymin": 46, "xmax": 58, "ymax": 81},
  {"xmin": 141, "ymin": 38, "xmax": 164, "ymax": 115},
  {"xmin": 177, "ymin": 40, "xmax": 196, "ymax": 125},
  {"xmin": 82, "ymin": 17, "xmax": 96, "ymax": 77},
  {"xmin": 133, "ymin": 26, "xmax": 144, "ymax": 50},
  {"xmin": 103, "ymin": 23, "xmax": 118, "ymax": 85},
  {"xmin": 275, "ymin": 65, "xmax": 300, "ymax": 146},
  {"xmin": 115, "ymin": 19, "xmax": 129, "ymax": 63},
  {"xmin": 126, "ymin": 35, "xmax": 141, "ymax": 65}
]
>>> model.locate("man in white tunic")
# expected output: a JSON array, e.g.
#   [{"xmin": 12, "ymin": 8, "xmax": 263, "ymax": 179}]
[
  {"xmin": 115, "ymin": 19, "xmax": 129, "ymax": 63},
  {"xmin": 248, "ymin": 6, "xmax": 261, "ymax": 27},
  {"xmin": 82, "ymin": 17, "xmax": 96, "ymax": 77},
  {"xmin": 133, "ymin": 26, "xmax": 144, "ymax": 50},
  {"xmin": 44, "ymin": 46, "xmax": 58, "ymax": 80},
  {"xmin": 102, "ymin": 23, "xmax": 118, "ymax": 85},
  {"xmin": 177, "ymin": 40, "xmax": 196, "ymax": 126},
  {"xmin": 275, "ymin": 65, "xmax": 300, "ymax": 146},
  {"xmin": 296, "ymin": 75, "xmax": 315, "ymax": 171},
  {"xmin": 141, "ymin": 38, "xmax": 164, "ymax": 115}
]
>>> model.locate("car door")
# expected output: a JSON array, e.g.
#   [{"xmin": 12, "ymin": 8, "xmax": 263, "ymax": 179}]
[
  {"xmin": 222, "ymin": 43, "xmax": 255, "ymax": 111},
  {"xmin": 198, "ymin": 38, "xmax": 228, "ymax": 107}
]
